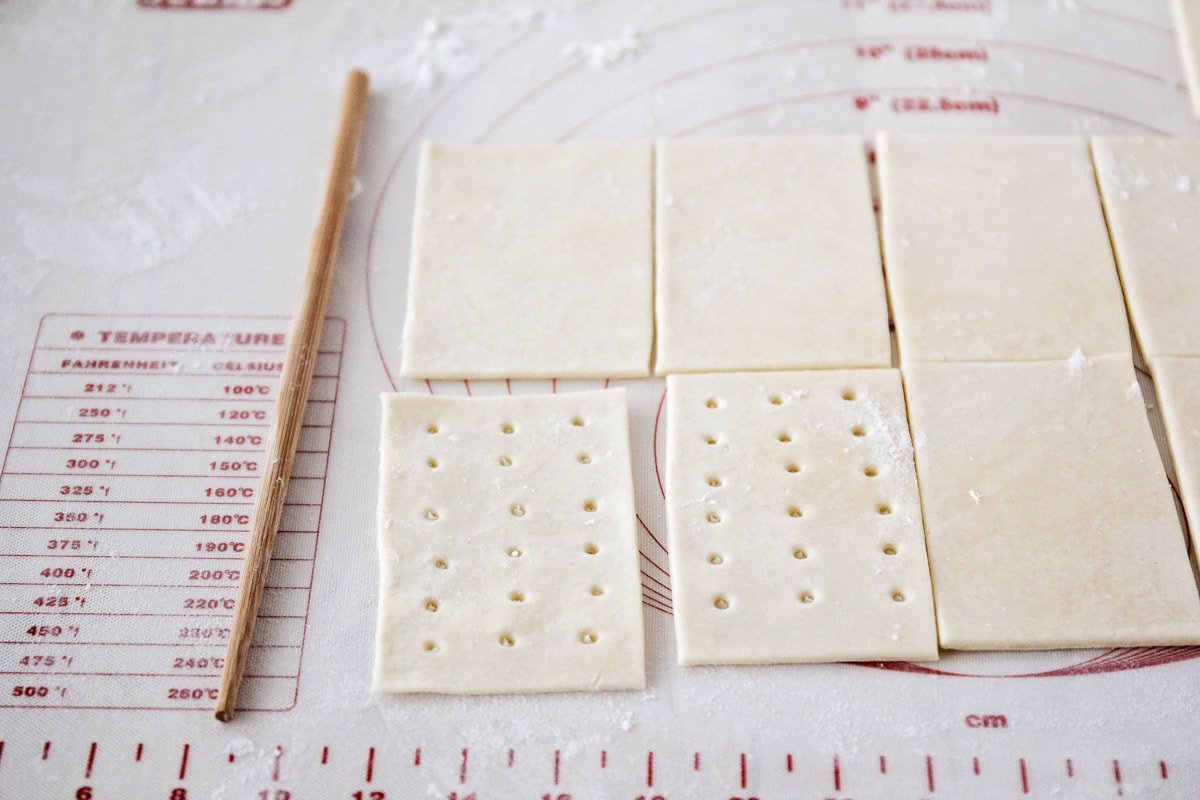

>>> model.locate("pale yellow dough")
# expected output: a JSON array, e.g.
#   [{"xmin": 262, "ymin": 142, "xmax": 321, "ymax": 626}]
[
  {"xmin": 1149, "ymin": 356, "xmax": 1200, "ymax": 562},
  {"xmin": 878, "ymin": 134, "xmax": 1131, "ymax": 363},
  {"xmin": 1092, "ymin": 137, "xmax": 1200, "ymax": 359},
  {"xmin": 654, "ymin": 136, "xmax": 890, "ymax": 374},
  {"xmin": 665, "ymin": 370, "xmax": 938, "ymax": 665},
  {"xmin": 400, "ymin": 141, "xmax": 653, "ymax": 380},
  {"xmin": 374, "ymin": 389, "xmax": 646, "ymax": 694},
  {"xmin": 904, "ymin": 356, "xmax": 1200, "ymax": 650}
]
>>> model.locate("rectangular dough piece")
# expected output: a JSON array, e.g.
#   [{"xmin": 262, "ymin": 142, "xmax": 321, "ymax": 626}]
[
  {"xmin": 400, "ymin": 141, "xmax": 653, "ymax": 380},
  {"xmin": 654, "ymin": 136, "xmax": 891, "ymax": 374},
  {"xmin": 1172, "ymin": 0, "xmax": 1200, "ymax": 117},
  {"xmin": 1149, "ymin": 356, "xmax": 1200, "ymax": 561},
  {"xmin": 878, "ymin": 134, "xmax": 1132, "ymax": 364},
  {"xmin": 1092, "ymin": 137, "xmax": 1200, "ymax": 359},
  {"xmin": 374, "ymin": 389, "xmax": 645, "ymax": 693},
  {"xmin": 665, "ymin": 370, "xmax": 938, "ymax": 665},
  {"xmin": 904, "ymin": 356, "xmax": 1200, "ymax": 650}
]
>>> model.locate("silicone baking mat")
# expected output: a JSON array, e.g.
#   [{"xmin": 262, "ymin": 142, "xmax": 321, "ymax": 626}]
[{"xmin": 2, "ymin": 1, "xmax": 1200, "ymax": 797}]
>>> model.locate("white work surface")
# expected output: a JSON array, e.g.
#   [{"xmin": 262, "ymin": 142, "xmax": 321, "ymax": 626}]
[{"xmin": 2, "ymin": 1, "xmax": 1200, "ymax": 798}]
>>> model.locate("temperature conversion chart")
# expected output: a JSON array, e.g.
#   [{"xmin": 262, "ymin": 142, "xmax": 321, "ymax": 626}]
[{"xmin": 0, "ymin": 314, "xmax": 344, "ymax": 713}]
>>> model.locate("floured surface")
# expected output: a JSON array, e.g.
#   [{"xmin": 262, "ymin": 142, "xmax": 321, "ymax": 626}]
[
  {"xmin": 653, "ymin": 136, "xmax": 890, "ymax": 374},
  {"xmin": 878, "ymin": 134, "xmax": 1132, "ymax": 364},
  {"xmin": 400, "ymin": 141, "xmax": 653, "ymax": 379},
  {"xmin": 1149, "ymin": 357, "xmax": 1200, "ymax": 560},
  {"xmin": 904, "ymin": 356, "xmax": 1200, "ymax": 650},
  {"xmin": 665, "ymin": 370, "xmax": 937, "ymax": 665},
  {"xmin": 1093, "ymin": 136, "xmax": 1200, "ymax": 359},
  {"xmin": 375, "ymin": 389, "xmax": 645, "ymax": 693}
]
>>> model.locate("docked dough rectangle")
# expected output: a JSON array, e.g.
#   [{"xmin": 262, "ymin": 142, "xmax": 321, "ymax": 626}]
[
  {"xmin": 1149, "ymin": 356, "xmax": 1200, "ymax": 561},
  {"xmin": 400, "ymin": 141, "xmax": 653, "ymax": 380},
  {"xmin": 904, "ymin": 356, "xmax": 1200, "ymax": 650},
  {"xmin": 1092, "ymin": 137, "xmax": 1200, "ymax": 359},
  {"xmin": 878, "ymin": 134, "xmax": 1132, "ymax": 364},
  {"xmin": 654, "ymin": 136, "xmax": 891, "ymax": 374},
  {"xmin": 375, "ymin": 389, "xmax": 646, "ymax": 693},
  {"xmin": 665, "ymin": 370, "xmax": 938, "ymax": 665}
]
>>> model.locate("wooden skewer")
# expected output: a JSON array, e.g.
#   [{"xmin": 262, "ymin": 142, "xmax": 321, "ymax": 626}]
[{"xmin": 215, "ymin": 69, "xmax": 369, "ymax": 722}]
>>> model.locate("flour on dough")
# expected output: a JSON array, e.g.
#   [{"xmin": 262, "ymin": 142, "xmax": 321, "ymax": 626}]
[
  {"xmin": 904, "ymin": 356, "xmax": 1200, "ymax": 650},
  {"xmin": 1092, "ymin": 136, "xmax": 1200, "ymax": 360},
  {"xmin": 375, "ymin": 389, "xmax": 645, "ymax": 693},
  {"xmin": 400, "ymin": 141, "xmax": 653, "ymax": 380},
  {"xmin": 665, "ymin": 370, "xmax": 938, "ymax": 665},
  {"xmin": 654, "ymin": 136, "xmax": 890, "ymax": 374}
]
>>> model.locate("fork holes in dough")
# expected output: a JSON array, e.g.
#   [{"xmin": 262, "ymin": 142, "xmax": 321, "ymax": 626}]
[
  {"xmin": 498, "ymin": 455, "xmax": 513, "ymax": 467},
  {"xmin": 851, "ymin": 425, "xmax": 866, "ymax": 437},
  {"xmin": 707, "ymin": 476, "xmax": 722, "ymax": 487},
  {"xmin": 584, "ymin": 543, "xmax": 598, "ymax": 555},
  {"xmin": 507, "ymin": 547, "xmax": 522, "ymax": 558},
  {"xmin": 882, "ymin": 544, "xmax": 898, "ymax": 556},
  {"xmin": 424, "ymin": 599, "xmax": 439, "ymax": 612},
  {"xmin": 510, "ymin": 591, "xmax": 525, "ymax": 603},
  {"xmin": 864, "ymin": 465, "xmax": 879, "ymax": 477},
  {"xmin": 793, "ymin": 548, "xmax": 807, "ymax": 560},
  {"xmin": 510, "ymin": 504, "xmax": 526, "ymax": 517},
  {"xmin": 706, "ymin": 512, "xmax": 722, "ymax": 524},
  {"xmin": 423, "ymin": 640, "xmax": 439, "ymax": 652},
  {"xmin": 798, "ymin": 592, "xmax": 815, "ymax": 604},
  {"xmin": 426, "ymin": 424, "xmax": 439, "ymax": 434},
  {"xmin": 778, "ymin": 432, "xmax": 792, "ymax": 443},
  {"xmin": 426, "ymin": 458, "xmax": 439, "ymax": 469},
  {"xmin": 499, "ymin": 633, "xmax": 515, "ymax": 647},
  {"xmin": 424, "ymin": 509, "xmax": 439, "ymax": 521},
  {"xmin": 583, "ymin": 500, "xmax": 597, "ymax": 513},
  {"xmin": 786, "ymin": 463, "xmax": 800, "ymax": 474},
  {"xmin": 769, "ymin": 395, "xmax": 783, "ymax": 406},
  {"xmin": 892, "ymin": 591, "xmax": 906, "ymax": 603},
  {"xmin": 578, "ymin": 453, "xmax": 591, "ymax": 464},
  {"xmin": 708, "ymin": 554, "xmax": 724, "ymax": 565},
  {"xmin": 571, "ymin": 416, "xmax": 586, "ymax": 427},
  {"xmin": 704, "ymin": 435, "xmax": 718, "ymax": 445},
  {"xmin": 842, "ymin": 389, "xmax": 857, "ymax": 401},
  {"xmin": 788, "ymin": 506, "xmax": 803, "ymax": 518},
  {"xmin": 501, "ymin": 422, "xmax": 515, "ymax": 434},
  {"xmin": 876, "ymin": 503, "xmax": 892, "ymax": 515},
  {"xmin": 713, "ymin": 596, "xmax": 729, "ymax": 610},
  {"xmin": 580, "ymin": 631, "xmax": 598, "ymax": 644},
  {"xmin": 590, "ymin": 585, "xmax": 604, "ymax": 596},
  {"xmin": 434, "ymin": 558, "xmax": 448, "ymax": 570}
]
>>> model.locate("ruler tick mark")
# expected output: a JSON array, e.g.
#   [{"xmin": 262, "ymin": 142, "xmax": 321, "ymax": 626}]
[
  {"xmin": 600, "ymin": 750, "xmax": 607, "ymax": 769},
  {"xmin": 272, "ymin": 746, "xmax": 282, "ymax": 781},
  {"xmin": 414, "ymin": 748, "xmax": 421, "ymax": 767},
  {"xmin": 1066, "ymin": 758, "xmax": 1074, "ymax": 777},
  {"xmin": 1161, "ymin": 760, "xmax": 1169, "ymax": 780},
  {"xmin": 178, "ymin": 743, "xmax": 190, "ymax": 780},
  {"xmin": 694, "ymin": 751, "xmax": 700, "ymax": 771},
  {"xmin": 926, "ymin": 755, "xmax": 935, "ymax": 793},
  {"xmin": 366, "ymin": 747, "xmax": 375, "ymax": 782},
  {"xmin": 647, "ymin": 751, "xmax": 655, "ymax": 787},
  {"xmin": 972, "ymin": 756, "xmax": 980, "ymax": 776},
  {"xmin": 553, "ymin": 749, "xmax": 560, "ymax": 785},
  {"xmin": 1114, "ymin": 759, "xmax": 1124, "ymax": 796},
  {"xmin": 1019, "ymin": 757, "xmax": 1029, "ymax": 794},
  {"xmin": 833, "ymin": 755, "xmax": 841, "ymax": 792},
  {"xmin": 879, "ymin": 755, "xmax": 887, "ymax": 774},
  {"xmin": 739, "ymin": 752, "xmax": 747, "ymax": 789},
  {"xmin": 228, "ymin": 753, "xmax": 236, "ymax": 764},
  {"xmin": 85, "ymin": 741, "xmax": 97, "ymax": 778},
  {"xmin": 507, "ymin": 748, "xmax": 514, "ymax": 768},
  {"xmin": 42, "ymin": 741, "xmax": 51, "ymax": 761},
  {"xmin": 786, "ymin": 753, "xmax": 793, "ymax": 773},
  {"xmin": 321, "ymin": 747, "xmax": 329, "ymax": 765},
  {"xmin": 135, "ymin": 743, "xmax": 143, "ymax": 762},
  {"xmin": 460, "ymin": 747, "xmax": 468, "ymax": 784}
]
